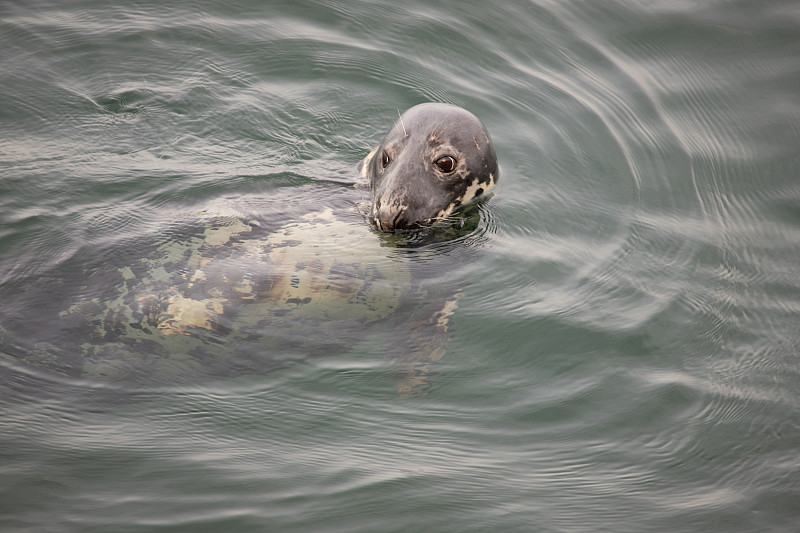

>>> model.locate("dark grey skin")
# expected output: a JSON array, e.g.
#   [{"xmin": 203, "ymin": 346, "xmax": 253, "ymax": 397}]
[{"xmin": 359, "ymin": 103, "xmax": 498, "ymax": 232}]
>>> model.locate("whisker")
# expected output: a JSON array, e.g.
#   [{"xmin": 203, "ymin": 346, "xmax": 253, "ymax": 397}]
[{"xmin": 397, "ymin": 109, "xmax": 407, "ymax": 137}]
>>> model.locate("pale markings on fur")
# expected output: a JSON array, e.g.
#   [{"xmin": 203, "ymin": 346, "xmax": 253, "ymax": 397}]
[
  {"xmin": 360, "ymin": 147, "xmax": 377, "ymax": 181},
  {"xmin": 435, "ymin": 173, "xmax": 495, "ymax": 220},
  {"xmin": 373, "ymin": 193, "xmax": 410, "ymax": 231},
  {"xmin": 435, "ymin": 293, "xmax": 462, "ymax": 332}
]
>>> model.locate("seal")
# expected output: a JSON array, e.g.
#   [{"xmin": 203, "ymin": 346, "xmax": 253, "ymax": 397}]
[
  {"xmin": 3, "ymin": 103, "xmax": 499, "ymax": 395},
  {"xmin": 359, "ymin": 103, "xmax": 498, "ymax": 232}
]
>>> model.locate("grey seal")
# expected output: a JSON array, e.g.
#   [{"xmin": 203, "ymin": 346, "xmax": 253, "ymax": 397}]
[{"xmin": 359, "ymin": 103, "xmax": 498, "ymax": 232}]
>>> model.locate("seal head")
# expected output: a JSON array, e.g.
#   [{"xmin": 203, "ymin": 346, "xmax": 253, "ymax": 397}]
[{"xmin": 360, "ymin": 103, "xmax": 498, "ymax": 232}]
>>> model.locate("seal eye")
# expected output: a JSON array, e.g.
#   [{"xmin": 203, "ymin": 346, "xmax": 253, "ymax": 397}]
[
  {"xmin": 435, "ymin": 155, "xmax": 457, "ymax": 173},
  {"xmin": 380, "ymin": 150, "xmax": 391, "ymax": 169}
]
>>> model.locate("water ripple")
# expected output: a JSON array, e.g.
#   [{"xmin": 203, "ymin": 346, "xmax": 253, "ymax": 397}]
[{"xmin": 2, "ymin": 1, "xmax": 800, "ymax": 530}]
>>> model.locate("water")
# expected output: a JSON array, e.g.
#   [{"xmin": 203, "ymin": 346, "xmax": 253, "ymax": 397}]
[{"xmin": 1, "ymin": 0, "xmax": 799, "ymax": 531}]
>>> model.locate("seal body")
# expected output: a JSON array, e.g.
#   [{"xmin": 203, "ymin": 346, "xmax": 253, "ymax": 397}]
[
  {"xmin": 360, "ymin": 103, "xmax": 498, "ymax": 232},
  {"xmin": 4, "ymin": 104, "xmax": 497, "ymax": 394}
]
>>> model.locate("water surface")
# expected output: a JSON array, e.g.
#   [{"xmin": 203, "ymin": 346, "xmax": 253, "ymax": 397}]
[{"xmin": 1, "ymin": 0, "xmax": 799, "ymax": 531}]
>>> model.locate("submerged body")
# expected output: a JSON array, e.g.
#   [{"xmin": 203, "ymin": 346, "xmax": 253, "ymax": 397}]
[{"xmin": 54, "ymin": 209, "xmax": 420, "ymax": 386}]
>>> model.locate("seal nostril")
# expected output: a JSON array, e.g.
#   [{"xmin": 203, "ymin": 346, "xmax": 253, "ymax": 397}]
[{"xmin": 391, "ymin": 212, "xmax": 403, "ymax": 231}]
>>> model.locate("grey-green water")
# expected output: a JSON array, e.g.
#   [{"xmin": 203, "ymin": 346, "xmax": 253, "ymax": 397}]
[{"xmin": 1, "ymin": 0, "xmax": 799, "ymax": 531}]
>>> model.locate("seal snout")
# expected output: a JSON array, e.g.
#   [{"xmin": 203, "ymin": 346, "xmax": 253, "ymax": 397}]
[
  {"xmin": 373, "ymin": 213, "xmax": 422, "ymax": 233},
  {"xmin": 371, "ymin": 198, "xmax": 423, "ymax": 232}
]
